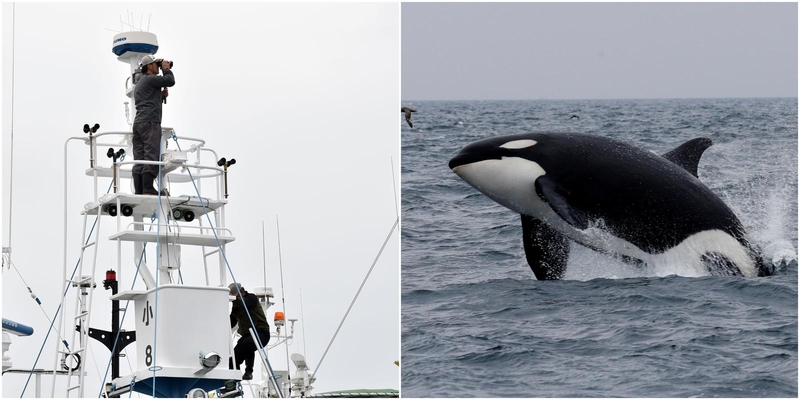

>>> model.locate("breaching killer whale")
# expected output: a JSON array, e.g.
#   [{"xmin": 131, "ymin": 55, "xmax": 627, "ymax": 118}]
[{"xmin": 449, "ymin": 132, "xmax": 772, "ymax": 280}]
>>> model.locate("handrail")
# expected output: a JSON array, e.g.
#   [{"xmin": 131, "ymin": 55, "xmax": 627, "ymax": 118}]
[
  {"xmin": 115, "ymin": 159, "xmax": 224, "ymax": 174},
  {"xmin": 87, "ymin": 164, "xmax": 223, "ymax": 181},
  {"xmin": 56, "ymin": 127, "xmax": 241, "ymax": 397},
  {"xmin": 90, "ymin": 131, "xmax": 207, "ymax": 148},
  {"xmin": 123, "ymin": 221, "xmax": 233, "ymax": 236}
]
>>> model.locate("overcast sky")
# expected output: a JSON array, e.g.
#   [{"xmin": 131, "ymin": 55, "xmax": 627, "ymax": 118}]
[
  {"xmin": 402, "ymin": 2, "xmax": 798, "ymax": 101},
  {"xmin": 2, "ymin": 2, "xmax": 399, "ymax": 396}
]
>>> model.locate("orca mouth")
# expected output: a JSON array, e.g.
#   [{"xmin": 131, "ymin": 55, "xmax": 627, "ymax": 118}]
[
  {"xmin": 450, "ymin": 135, "xmax": 538, "ymax": 170},
  {"xmin": 449, "ymin": 152, "xmax": 480, "ymax": 170},
  {"xmin": 449, "ymin": 147, "xmax": 502, "ymax": 170}
]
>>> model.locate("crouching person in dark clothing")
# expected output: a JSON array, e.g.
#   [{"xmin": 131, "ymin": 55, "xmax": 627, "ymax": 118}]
[{"xmin": 228, "ymin": 283, "xmax": 271, "ymax": 381}]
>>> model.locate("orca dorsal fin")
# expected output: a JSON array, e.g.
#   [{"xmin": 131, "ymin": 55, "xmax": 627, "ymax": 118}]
[
  {"xmin": 662, "ymin": 138, "xmax": 713, "ymax": 178},
  {"xmin": 521, "ymin": 214, "xmax": 570, "ymax": 280}
]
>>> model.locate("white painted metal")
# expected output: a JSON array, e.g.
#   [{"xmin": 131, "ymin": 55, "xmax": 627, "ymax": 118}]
[
  {"xmin": 109, "ymin": 230, "xmax": 235, "ymax": 247},
  {"xmin": 127, "ymin": 286, "xmax": 232, "ymax": 370},
  {"xmin": 42, "ymin": 27, "xmax": 298, "ymax": 398},
  {"xmin": 82, "ymin": 193, "xmax": 228, "ymax": 218},
  {"xmin": 2, "ymin": 332, "xmax": 11, "ymax": 372},
  {"xmin": 132, "ymin": 214, "xmax": 157, "ymax": 289},
  {"xmin": 58, "ymin": 200, "xmax": 102, "ymax": 397},
  {"xmin": 249, "ymin": 328, "xmax": 283, "ymax": 398},
  {"xmin": 109, "ymin": 286, "xmax": 240, "ymax": 396},
  {"xmin": 54, "ymin": 137, "xmax": 86, "ymax": 397},
  {"xmin": 158, "ymin": 245, "xmax": 181, "ymax": 272}
]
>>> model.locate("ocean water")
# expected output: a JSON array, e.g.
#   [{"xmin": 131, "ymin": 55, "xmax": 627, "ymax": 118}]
[{"xmin": 400, "ymin": 98, "xmax": 798, "ymax": 397}]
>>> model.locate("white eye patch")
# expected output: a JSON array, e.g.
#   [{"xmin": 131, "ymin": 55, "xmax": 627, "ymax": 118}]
[{"xmin": 500, "ymin": 139, "xmax": 537, "ymax": 149}]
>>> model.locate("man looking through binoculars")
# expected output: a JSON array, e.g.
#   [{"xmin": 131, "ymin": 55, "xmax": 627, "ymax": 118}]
[{"xmin": 132, "ymin": 54, "xmax": 175, "ymax": 195}]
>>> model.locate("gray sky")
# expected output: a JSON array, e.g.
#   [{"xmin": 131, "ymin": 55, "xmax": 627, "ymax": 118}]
[
  {"xmin": 2, "ymin": 2, "xmax": 399, "ymax": 396},
  {"xmin": 402, "ymin": 2, "xmax": 798, "ymax": 100}
]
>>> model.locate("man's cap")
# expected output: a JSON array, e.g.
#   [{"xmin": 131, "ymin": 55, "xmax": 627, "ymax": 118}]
[
  {"xmin": 140, "ymin": 55, "xmax": 157, "ymax": 67},
  {"xmin": 228, "ymin": 282, "xmax": 244, "ymax": 295}
]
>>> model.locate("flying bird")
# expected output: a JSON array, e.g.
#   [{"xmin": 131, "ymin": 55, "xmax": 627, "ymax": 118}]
[{"xmin": 402, "ymin": 107, "xmax": 416, "ymax": 128}]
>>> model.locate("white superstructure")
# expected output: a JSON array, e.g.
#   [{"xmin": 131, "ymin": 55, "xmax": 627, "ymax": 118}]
[{"xmin": 4, "ymin": 29, "xmax": 311, "ymax": 399}]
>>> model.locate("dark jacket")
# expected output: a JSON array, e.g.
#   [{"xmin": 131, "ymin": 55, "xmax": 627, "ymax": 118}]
[
  {"xmin": 134, "ymin": 69, "xmax": 175, "ymax": 124},
  {"xmin": 229, "ymin": 292, "xmax": 270, "ymax": 337}
]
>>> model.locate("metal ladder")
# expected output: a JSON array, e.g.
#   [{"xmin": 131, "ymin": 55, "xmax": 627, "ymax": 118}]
[
  {"xmin": 200, "ymin": 205, "xmax": 226, "ymax": 286},
  {"xmin": 54, "ymin": 209, "xmax": 103, "ymax": 397}
]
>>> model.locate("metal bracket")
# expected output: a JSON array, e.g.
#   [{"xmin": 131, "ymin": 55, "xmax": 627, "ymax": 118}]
[{"xmin": 83, "ymin": 327, "xmax": 136, "ymax": 353}]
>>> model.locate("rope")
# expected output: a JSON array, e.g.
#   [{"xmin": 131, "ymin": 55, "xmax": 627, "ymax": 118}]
[
  {"xmin": 97, "ymin": 238, "xmax": 150, "ymax": 397},
  {"xmin": 4, "ymin": 256, "xmax": 61, "ymax": 332},
  {"xmin": 86, "ymin": 340, "xmax": 104, "ymax": 391},
  {"xmin": 128, "ymin": 376, "xmax": 136, "ymax": 398},
  {"xmin": 311, "ymin": 217, "xmax": 399, "ymax": 382},
  {"xmin": 171, "ymin": 132, "xmax": 284, "ymax": 397},
  {"xmin": 150, "ymin": 135, "xmax": 166, "ymax": 398},
  {"xmin": 19, "ymin": 179, "xmax": 115, "ymax": 397},
  {"xmin": 22, "ymin": 153, "xmax": 127, "ymax": 397}
]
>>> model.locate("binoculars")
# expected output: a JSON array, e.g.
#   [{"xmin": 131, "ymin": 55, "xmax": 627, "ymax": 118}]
[{"xmin": 154, "ymin": 59, "xmax": 174, "ymax": 69}]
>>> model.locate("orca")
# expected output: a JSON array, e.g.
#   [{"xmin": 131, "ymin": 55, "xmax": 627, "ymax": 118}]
[{"xmin": 448, "ymin": 132, "xmax": 771, "ymax": 280}]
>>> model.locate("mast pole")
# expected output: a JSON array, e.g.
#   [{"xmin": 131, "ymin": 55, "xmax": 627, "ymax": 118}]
[{"xmin": 276, "ymin": 216, "xmax": 291, "ymax": 386}]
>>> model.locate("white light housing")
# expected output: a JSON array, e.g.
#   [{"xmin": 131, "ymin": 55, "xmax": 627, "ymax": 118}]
[
  {"xmin": 291, "ymin": 353, "xmax": 307, "ymax": 369},
  {"xmin": 186, "ymin": 388, "xmax": 208, "ymax": 398},
  {"xmin": 253, "ymin": 286, "xmax": 275, "ymax": 298},
  {"xmin": 199, "ymin": 350, "xmax": 221, "ymax": 369}
]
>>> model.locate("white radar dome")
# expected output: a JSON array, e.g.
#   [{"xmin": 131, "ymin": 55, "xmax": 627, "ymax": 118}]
[{"xmin": 112, "ymin": 31, "xmax": 159, "ymax": 57}]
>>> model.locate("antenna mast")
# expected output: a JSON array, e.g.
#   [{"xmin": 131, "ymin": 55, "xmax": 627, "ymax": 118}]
[
  {"xmin": 300, "ymin": 288, "xmax": 307, "ymax": 359},
  {"xmin": 276, "ymin": 216, "xmax": 291, "ymax": 384},
  {"xmin": 5, "ymin": 2, "xmax": 16, "ymax": 265},
  {"xmin": 262, "ymin": 221, "xmax": 267, "ymax": 295}
]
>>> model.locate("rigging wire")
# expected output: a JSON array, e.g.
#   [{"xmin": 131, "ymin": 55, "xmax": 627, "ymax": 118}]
[
  {"xmin": 262, "ymin": 221, "xmax": 267, "ymax": 302},
  {"xmin": 3, "ymin": 256, "xmax": 69, "ymax": 347},
  {"xmin": 150, "ymin": 134, "xmax": 167, "ymax": 398},
  {"xmin": 310, "ymin": 157, "xmax": 400, "ymax": 382},
  {"xmin": 310, "ymin": 218, "xmax": 399, "ymax": 382},
  {"xmin": 5, "ymin": 257, "xmax": 44, "ymax": 307},
  {"xmin": 6, "ymin": 2, "xmax": 16, "ymax": 266},
  {"xmin": 20, "ymin": 176, "xmax": 116, "ymax": 397},
  {"xmin": 97, "ymin": 243, "xmax": 149, "ymax": 397},
  {"xmin": 85, "ymin": 340, "xmax": 103, "ymax": 390},
  {"xmin": 19, "ymin": 149, "xmax": 130, "ymax": 396},
  {"xmin": 171, "ymin": 132, "xmax": 285, "ymax": 397},
  {"xmin": 391, "ymin": 157, "xmax": 399, "ymax": 220},
  {"xmin": 22, "ymin": 231, "xmax": 92, "ymax": 396}
]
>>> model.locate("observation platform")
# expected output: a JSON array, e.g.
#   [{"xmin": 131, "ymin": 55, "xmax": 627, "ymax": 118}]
[
  {"xmin": 108, "ymin": 230, "xmax": 235, "ymax": 247},
  {"xmin": 83, "ymin": 193, "xmax": 227, "ymax": 218}
]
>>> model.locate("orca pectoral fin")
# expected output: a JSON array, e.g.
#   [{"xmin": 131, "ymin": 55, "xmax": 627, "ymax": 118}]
[
  {"xmin": 662, "ymin": 137, "xmax": 713, "ymax": 178},
  {"xmin": 521, "ymin": 214, "xmax": 569, "ymax": 280},
  {"xmin": 534, "ymin": 176, "xmax": 588, "ymax": 230}
]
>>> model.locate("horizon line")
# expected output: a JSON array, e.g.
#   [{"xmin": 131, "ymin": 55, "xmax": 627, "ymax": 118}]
[{"xmin": 401, "ymin": 95, "xmax": 799, "ymax": 102}]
